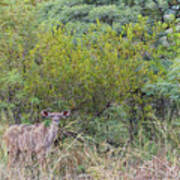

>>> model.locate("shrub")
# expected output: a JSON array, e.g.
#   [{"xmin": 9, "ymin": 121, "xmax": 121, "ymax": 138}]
[
  {"xmin": 36, "ymin": 0, "xmax": 180, "ymax": 35},
  {"xmin": 0, "ymin": 0, "xmax": 38, "ymax": 122},
  {"xmin": 144, "ymin": 58, "xmax": 180, "ymax": 121},
  {"xmin": 18, "ymin": 18, "xmax": 178, "ymax": 134},
  {"xmin": 0, "ymin": 1, "xmax": 179, "ymax": 140},
  {"xmin": 88, "ymin": 5, "xmax": 119, "ymax": 25}
]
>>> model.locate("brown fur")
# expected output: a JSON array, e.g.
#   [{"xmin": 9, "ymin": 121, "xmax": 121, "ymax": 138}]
[{"xmin": 3, "ymin": 110, "xmax": 70, "ymax": 169}]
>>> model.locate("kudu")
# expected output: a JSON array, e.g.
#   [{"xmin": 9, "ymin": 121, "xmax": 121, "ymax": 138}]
[{"xmin": 3, "ymin": 110, "xmax": 70, "ymax": 169}]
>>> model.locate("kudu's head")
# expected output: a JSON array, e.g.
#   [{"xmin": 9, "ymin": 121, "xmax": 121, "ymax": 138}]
[{"xmin": 41, "ymin": 110, "xmax": 71, "ymax": 124}]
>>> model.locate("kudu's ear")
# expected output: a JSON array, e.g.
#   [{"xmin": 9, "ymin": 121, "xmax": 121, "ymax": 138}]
[
  {"xmin": 41, "ymin": 110, "xmax": 49, "ymax": 117},
  {"xmin": 63, "ymin": 111, "xmax": 71, "ymax": 117}
]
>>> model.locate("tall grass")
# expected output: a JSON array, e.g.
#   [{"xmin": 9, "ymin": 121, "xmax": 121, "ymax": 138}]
[{"xmin": 0, "ymin": 112, "xmax": 179, "ymax": 180}]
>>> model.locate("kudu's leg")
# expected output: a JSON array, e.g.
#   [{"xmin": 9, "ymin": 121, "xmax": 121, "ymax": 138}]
[
  {"xmin": 8, "ymin": 150, "xmax": 17, "ymax": 169},
  {"xmin": 37, "ymin": 150, "xmax": 47, "ymax": 171}
]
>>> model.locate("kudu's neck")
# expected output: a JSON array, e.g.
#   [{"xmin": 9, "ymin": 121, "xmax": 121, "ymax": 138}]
[{"xmin": 45, "ymin": 120, "xmax": 60, "ymax": 148}]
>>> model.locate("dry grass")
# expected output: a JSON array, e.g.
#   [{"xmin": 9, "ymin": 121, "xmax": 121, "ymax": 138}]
[
  {"xmin": 0, "ymin": 136, "xmax": 180, "ymax": 180},
  {"xmin": 0, "ymin": 117, "xmax": 180, "ymax": 180},
  {"xmin": 134, "ymin": 155, "xmax": 180, "ymax": 180}
]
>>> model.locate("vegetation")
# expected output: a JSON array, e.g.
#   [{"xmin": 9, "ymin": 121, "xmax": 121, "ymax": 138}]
[
  {"xmin": 36, "ymin": 0, "xmax": 180, "ymax": 33},
  {"xmin": 0, "ymin": 0, "xmax": 179, "ymax": 179}
]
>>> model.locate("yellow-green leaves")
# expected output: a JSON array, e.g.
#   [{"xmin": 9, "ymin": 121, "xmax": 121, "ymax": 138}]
[{"xmin": 26, "ymin": 21, "xmax": 168, "ymax": 113}]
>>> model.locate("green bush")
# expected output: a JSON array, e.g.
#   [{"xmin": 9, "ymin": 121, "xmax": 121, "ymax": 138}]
[
  {"xmin": 0, "ymin": 0, "xmax": 38, "ymax": 122},
  {"xmin": 27, "ymin": 19, "xmax": 150, "ymax": 111},
  {"xmin": 36, "ymin": 0, "xmax": 180, "ymax": 35},
  {"xmin": 11, "ymin": 18, "xmax": 176, "ymax": 127},
  {"xmin": 59, "ymin": 5, "xmax": 93, "ymax": 23},
  {"xmin": 144, "ymin": 58, "xmax": 180, "ymax": 121},
  {"xmin": 88, "ymin": 5, "xmax": 119, "ymax": 25},
  {"xmin": 0, "ymin": 1, "xmax": 179, "ymax": 142}
]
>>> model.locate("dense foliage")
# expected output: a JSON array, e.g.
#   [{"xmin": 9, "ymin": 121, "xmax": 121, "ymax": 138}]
[
  {"xmin": 0, "ymin": 0, "xmax": 179, "ymax": 147},
  {"xmin": 0, "ymin": 1, "xmax": 179, "ymax": 179},
  {"xmin": 36, "ymin": 0, "xmax": 180, "ymax": 33}
]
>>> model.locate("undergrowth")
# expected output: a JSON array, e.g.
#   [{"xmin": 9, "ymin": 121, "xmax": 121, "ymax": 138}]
[{"xmin": 0, "ymin": 115, "xmax": 179, "ymax": 180}]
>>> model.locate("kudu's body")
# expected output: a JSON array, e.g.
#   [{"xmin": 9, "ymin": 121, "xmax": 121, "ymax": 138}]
[{"xmin": 3, "ymin": 110, "xmax": 70, "ymax": 169}]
